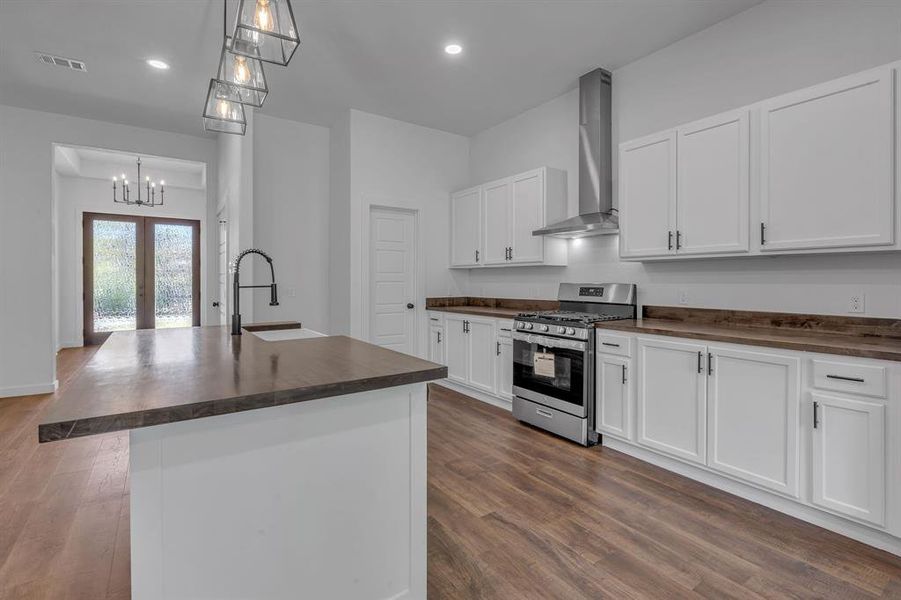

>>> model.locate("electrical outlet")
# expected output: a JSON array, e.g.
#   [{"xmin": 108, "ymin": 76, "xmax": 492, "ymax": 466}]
[
  {"xmin": 679, "ymin": 290, "xmax": 689, "ymax": 305},
  {"xmin": 848, "ymin": 294, "xmax": 865, "ymax": 313}
]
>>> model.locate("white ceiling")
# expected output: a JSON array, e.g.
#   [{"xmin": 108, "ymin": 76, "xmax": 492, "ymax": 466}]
[
  {"xmin": 0, "ymin": 0, "xmax": 763, "ymax": 138},
  {"xmin": 54, "ymin": 145, "xmax": 207, "ymax": 190}
]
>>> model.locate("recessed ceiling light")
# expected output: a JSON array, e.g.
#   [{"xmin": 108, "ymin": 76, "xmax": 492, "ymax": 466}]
[
  {"xmin": 444, "ymin": 44, "xmax": 462, "ymax": 56},
  {"xmin": 146, "ymin": 59, "xmax": 170, "ymax": 70}
]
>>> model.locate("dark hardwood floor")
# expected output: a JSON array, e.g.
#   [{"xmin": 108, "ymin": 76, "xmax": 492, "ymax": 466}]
[{"xmin": 1, "ymin": 348, "xmax": 900, "ymax": 598}]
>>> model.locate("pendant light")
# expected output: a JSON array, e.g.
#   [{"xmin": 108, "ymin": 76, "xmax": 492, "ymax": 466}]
[
  {"xmin": 203, "ymin": 80, "xmax": 247, "ymax": 135},
  {"xmin": 231, "ymin": 0, "xmax": 300, "ymax": 66}
]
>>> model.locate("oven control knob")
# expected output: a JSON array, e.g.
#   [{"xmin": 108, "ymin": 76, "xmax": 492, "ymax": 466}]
[
  {"xmin": 566, "ymin": 328, "xmax": 576, "ymax": 336},
  {"xmin": 516, "ymin": 322, "xmax": 524, "ymax": 329},
  {"xmin": 539, "ymin": 324, "xmax": 549, "ymax": 332},
  {"xmin": 525, "ymin": 323, "xmax": 533, "ymax": 330},
  {"xmin": 556, "ymin": 326, "xmax": 566, "ymax": 334}
]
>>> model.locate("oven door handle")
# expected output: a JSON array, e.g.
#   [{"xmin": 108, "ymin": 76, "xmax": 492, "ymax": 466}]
[{"xmin": 513, "ymin": 332, "xmax": 587, "ymax": 352}]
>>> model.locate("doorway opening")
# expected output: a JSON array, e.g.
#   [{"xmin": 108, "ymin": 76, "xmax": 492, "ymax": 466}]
[{"xmin": 83, "ymin": 212, "xmax": 200, "ymax": 345}]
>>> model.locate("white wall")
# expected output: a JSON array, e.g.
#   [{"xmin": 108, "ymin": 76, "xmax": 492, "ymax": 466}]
[
  {"xmin": 253, "ymin": 114, "xmax": 331, "ymax": 333},
  {"xmin": 55, "ymin": 172, "xmax": 208, "ymax": 348},
  {"xmin": 0, "ymin": 104, "xmax": 217, "ymax": 397},
  {"xmin": 466, "ymin": 0, "xmax": 901, "ymax": 318},
  {"xmin": 343, "ymin": 110, "xmax": 470, "ymax": 350}
]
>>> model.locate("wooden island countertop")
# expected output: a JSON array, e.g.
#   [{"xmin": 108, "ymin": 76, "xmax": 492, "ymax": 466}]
[{"xmin": 38, "ymin": 326, "xmax": 447, "ymax": 442}]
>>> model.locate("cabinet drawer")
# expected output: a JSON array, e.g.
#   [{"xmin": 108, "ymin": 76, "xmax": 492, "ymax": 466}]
[
  {"xmin": 497, "ymin": 320, "xmax": 514, "ymax": 338},
  {"xmin": 812, "ymin": 360, "xmax": 886, "ymax": 399},
  {"xmin": 596, "ymin": 332, "xmax": 633, "ymax": 357}
]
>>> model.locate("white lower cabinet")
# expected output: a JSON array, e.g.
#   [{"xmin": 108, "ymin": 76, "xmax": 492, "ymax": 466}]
[
  {"xmin": 706, "ymin": 347, "xmax": 800, "ymax": 497},
  {"xmin": 637, "ymin": 338, "xmax": 707, "ymax": 464},
  {"xmin": 428, "ymin": 315, "xmax": 445, "ymax": 365},
  {"xmin": 596, "ymin": 354, "xmax": 632, "ymax": 440},
  {"xmin": 495, "ymin": 334, "xmax": 513, "ymax": 401},
  {"xmin": 439, "ymin": 313, "xmax": 508, "ymax": 400},
  {"xmin": 812, "ymin": 392, "xmax": 886, "ymax": 526}
]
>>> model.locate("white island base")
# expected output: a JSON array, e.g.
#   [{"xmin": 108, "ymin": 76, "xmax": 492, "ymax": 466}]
[{"xmin": 130, "ymin": 383, "xmax": 427, "ymax": 600}]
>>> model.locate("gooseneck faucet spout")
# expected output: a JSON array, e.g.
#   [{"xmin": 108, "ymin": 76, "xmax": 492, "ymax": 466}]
[{"xmin": 231, "ymin": 248, "xmax": 279, "ymax": 335}]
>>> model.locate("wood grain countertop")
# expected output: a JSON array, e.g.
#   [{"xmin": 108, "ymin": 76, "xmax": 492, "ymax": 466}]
[
  {"xmin": 425, "ymin": 296, "xmax": 557, "ymax": 320},
  {"xmin": 428, "ymin": 306, "xmax": 523, "ymax": 319},
  {"xmin": 38, "ymin": 327, "xmax": 447, "ymax": 443},
  {"xmin": 595, "ymin": 306, "xmax": 901, "ymax": 362}
]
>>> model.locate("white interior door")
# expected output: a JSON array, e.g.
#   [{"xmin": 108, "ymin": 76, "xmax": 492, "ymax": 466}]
[
  {"xmin": 677, "ymin": 110, "xmax": 750, "ymax": 255},
  {"xmin": 369, "ymin": 207, "xmax": 416, "ymax": 355},
  {"xmin": 217, "ymin": 212, "xmax": 229, "ymax": 326}
]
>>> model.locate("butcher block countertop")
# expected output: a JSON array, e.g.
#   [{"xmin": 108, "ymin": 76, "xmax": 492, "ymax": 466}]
[
  {"xmin": 38, "ymin": 326, "xmax": 447, "ymax": 443},
  {"xmin": 595, "ymin": 306, "xmax": 901, "ymax": 362},
  {"xmin": 426, "ymin": 296, "xmax": 557, "ymax": 320}
]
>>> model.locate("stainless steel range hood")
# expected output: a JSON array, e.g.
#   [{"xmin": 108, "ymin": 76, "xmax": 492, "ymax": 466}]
[{"xmin": 533, "ymin": 68, "xmax": 617, "ymax": 238}]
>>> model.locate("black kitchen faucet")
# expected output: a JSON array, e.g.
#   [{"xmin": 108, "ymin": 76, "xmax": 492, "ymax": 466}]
[{"xmin": 231, "ymin": 248, "xmax": 279, "ymax": 335}]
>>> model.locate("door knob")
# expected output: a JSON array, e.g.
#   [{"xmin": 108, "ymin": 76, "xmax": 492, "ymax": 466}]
[
  {"xmin": 406, "ymin": 303, "xmax": 415, "ymax": 309},
  {"xmin": 212, "ymin": 301, "xmax": 220, "ymax": 307}
]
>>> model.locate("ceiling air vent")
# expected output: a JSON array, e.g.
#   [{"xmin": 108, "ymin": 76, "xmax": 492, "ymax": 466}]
[{"xmin": 35, "ymin": 52, "xmax": 87, "ymax": 72}]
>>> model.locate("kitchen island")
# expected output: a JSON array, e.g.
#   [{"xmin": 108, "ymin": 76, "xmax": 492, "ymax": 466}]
[{"xmin": 39, "ymin": 326, "xmax": 446, "ymax": 600}]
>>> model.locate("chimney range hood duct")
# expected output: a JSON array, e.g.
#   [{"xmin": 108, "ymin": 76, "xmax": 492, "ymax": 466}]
[{"xmin": 533, "ymin": 68, "xmax": 617, "ymax": 238}]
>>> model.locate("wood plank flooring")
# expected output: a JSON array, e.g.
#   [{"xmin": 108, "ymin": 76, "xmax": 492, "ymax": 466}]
[{"xmin": 1, "ymin": 348, "xmax": 899, "ymax": 598}]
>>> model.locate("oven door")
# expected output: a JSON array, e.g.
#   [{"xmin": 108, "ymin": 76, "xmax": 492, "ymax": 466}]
[{"xmin": 512, "ymin": 332, "xmax": 589, "ymax": 417}]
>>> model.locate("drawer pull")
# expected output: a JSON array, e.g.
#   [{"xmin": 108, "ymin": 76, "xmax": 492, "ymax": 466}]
[
  {"xmin": 813, "ymin": 401, "xmax": 819, "ymax": 429},
  {"xmin": 500, "ymin": 328, "xmax": 511, "ymax": 332},
  {"xmin": 536, "ymin": 409, "xmax": 554, "ymax": 419},
  {"xmin": 826, "ymin": 374, "xmax": 865, "ymax": 383},
  {"xmin": 602, "ymin": 342, "xmax": 621, "ymax": 348}
]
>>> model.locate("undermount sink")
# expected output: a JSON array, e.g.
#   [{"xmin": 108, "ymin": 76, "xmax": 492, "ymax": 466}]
[{"xmin": 251, "ymin": 328, "xmax": 327, "ymax": 342}]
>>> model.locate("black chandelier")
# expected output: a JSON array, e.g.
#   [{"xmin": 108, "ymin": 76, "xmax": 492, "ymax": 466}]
[
  {"xmin": 112, "ymin": 157, "xmax": 165, "ymax": 207},
  {"xmin": 203, "ymin": 0, "xmax": 300, "ymax": 135}
]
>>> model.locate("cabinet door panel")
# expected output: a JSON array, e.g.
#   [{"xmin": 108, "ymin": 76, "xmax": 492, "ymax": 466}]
[
  {"xmin": 482, "ymin": 180, "xmax": 511, "ymax": 265},
  {"xmin": 677, "ymin": 111, "xmax": 749, "ymax": 255},
  {"xmin": 812, "ymin": 393, "xmax": 886, "ymax": 526},
  {"xmin": 637, "ymin": 338, "xmax": 706, "ymax": 464},
  {"xmin": 760, "ymin": 68, "xmax": 894, "ymax": 251},
  {"xmin": 596, "ymin": 355, "xmax": 631, "ymax": 440},
  {"xmin": 620, "ymin": 132, "xmax": 677, "ymax": 258},
  {"xmin": 707, "ymin": 348, "xmax": 799, "ymax": 496},
  {"xmin": 495, "ymin": 336, "xmax": 513, "ymax": 401},
  {"xmin": 444, "ymin": 316, "xmax": 468, "ymax": 384},
  {"xmin": 429, "ymin": 326, "xmax": 445, "ymax": 365},
  {"xmin": 510, "ymin": 170, "xmax": 544, "ymax": 263},
  {"xmin": 467, "ymin": 319, "xmax": 496, "ymax": 394},
  {"xmin": 450, "ymin": 188, "xmax": 482, "ymax": 267}
]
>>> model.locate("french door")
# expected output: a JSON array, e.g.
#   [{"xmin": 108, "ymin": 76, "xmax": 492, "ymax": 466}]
[{"xmin": 83, "ymin": 212, "xmax": 200, "ymax": 345}]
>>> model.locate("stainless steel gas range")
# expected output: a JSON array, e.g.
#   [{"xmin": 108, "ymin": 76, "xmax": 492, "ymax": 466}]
[{"xmin": 512, "ymin": 283, "xmax": 637, "ymax": 446}]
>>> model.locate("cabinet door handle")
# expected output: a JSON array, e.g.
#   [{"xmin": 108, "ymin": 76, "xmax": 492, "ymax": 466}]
[
  {"xmin": 697, "ymin": 351, "xmax": 703, "ymax": 374},
  {"xmin": 496, "ymin": 341, "xmax": 501, "ymax": 356},
  {"xmin": 760, "ymin": 222, "xmax": 766, "ymax": 245},
  {"xmin": 508, "ymin": 247, "xmax": 513, "ymax": 260},
  {"xmin": 668, "ymin": 231, "xmax": 674, "ymax": 251},
  {"xmin": 602, "ymin": 342, "xmax": 620, "ymax": 348},
  {"xmin": 622, "ymin": 364, "xmax": 627, "ymax": 385},
  {"xmin": 707, "ymin": 352, "xmax": 713, "ymax": 376},
  {"xmin": 475, "ymin": 249, "xmax": 480, "ymax": 263},
  {"xmin": 826, "ymin": 374, "xmax": 865, "ymax": 383},
  {"xmin": 676, "ymin": 230, "xmax": 682, "ymax": 250},
  {"xmin": 813, "ymin": 401, "xmax": 819, "ymax": 429},
  {"xmin": 437, "ymin": 331, "xmax": 441, "ymax": 344}
]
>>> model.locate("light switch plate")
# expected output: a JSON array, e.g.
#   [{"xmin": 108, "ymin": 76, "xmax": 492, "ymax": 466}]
[{"xmin": 848, "ymin": 294, "xmax": 865, "ymax": 313}]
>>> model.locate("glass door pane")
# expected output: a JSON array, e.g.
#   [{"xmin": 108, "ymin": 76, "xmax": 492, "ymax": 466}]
[
  {"xmin": 153, "ymin": 222, "xmax": 195, "ymax": 328},
  {"xmin": 92, "ymin": 219, "xmax": 138, "ymax": 333}
]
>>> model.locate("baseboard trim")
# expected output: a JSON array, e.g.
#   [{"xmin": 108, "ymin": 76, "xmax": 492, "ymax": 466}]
[
  {"xmin": 432, "ymin": 379, "xmax": 512, "ymax": 412},
  {"xmin": 604, "ymin": 437, "xmax": 901, "ymax": 557},
  {"xmin": 58, "ymin": 339, "xmax": 83, "ymax": 350},
  {"xmin": 0, "ymin": 380, "xmax": 58, "ymax": 399}
]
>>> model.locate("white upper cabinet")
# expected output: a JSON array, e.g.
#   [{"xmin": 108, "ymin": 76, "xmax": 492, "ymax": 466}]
[
  {"xmin": 450, "ymin": 167, "xmax": 567, "ymax": 268},
  {"xmin": 619, "ymin": 132, "xmax": 677, "ymax": 258},
  {"xmin": 760, "ymin": 67, "xmax": 895, "ymax": 251},
  {"xmin": 618, "ymin": 61, "xmax": 900, "ymax": 261},
  {"xmin": 677, "ymin": 110, "xmax": 750, "ymax": 255},
  {"xmin": 450, "ymin": 187, "xmax": 482, "ymax": 267},
  {"xmin": 706, "ymin": 347, "xmax": 800, "ymax": 497},
  {"xmin": 482, "ymin": 179, "xmax": 511, "ymax": 265},
  {"xmin": 509, "ymin": 170, "xmax": 546, "ymax": 263}
]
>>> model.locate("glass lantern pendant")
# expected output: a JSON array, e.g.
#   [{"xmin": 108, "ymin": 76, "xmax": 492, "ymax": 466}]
[
  {"xmin": 231, "ymin": 0, "xmax": 300, "ymax": 66},
  {"xmin": 215, "ymin": 36, "xmax": 268, "ymax": 107},
  {"xmin": 203, "ymin": 80, "xmax": 247, "ymax": 135}
]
